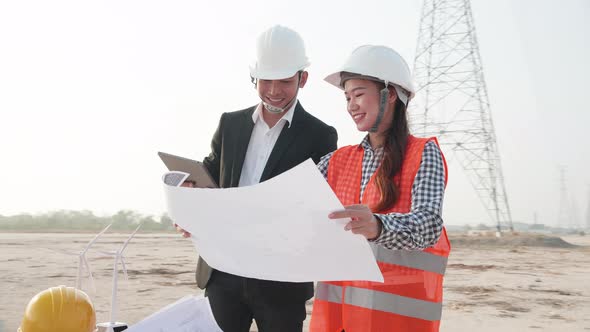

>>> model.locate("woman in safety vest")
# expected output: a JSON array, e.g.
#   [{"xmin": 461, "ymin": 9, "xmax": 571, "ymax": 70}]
[{"xmin": 310, "ymin": 45, "xmax": 450, "ymax": 332}]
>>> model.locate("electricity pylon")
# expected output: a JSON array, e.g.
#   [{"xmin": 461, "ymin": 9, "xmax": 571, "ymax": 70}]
[
  {"xmin": 411, "ymin": 0, "xmax": 513, "ymax": 233},
  {"xmin": 557, "ymin": 167, "xmax": 571, "ymax": 229},
  {"xmin": 585, "ymin": 185, "xmax": 590, "ymax": 230}
]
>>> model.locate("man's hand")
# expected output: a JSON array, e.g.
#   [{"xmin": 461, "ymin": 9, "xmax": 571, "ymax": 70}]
[
  {"xmin": 181, "ymin": 180, "xmax": 196, "ymax": 188},
  {"xmin": 174, "ymin": 181, "xmax": 197, "ymax": 238},
  {"xmin": 328, "ymin": 204, "xmax": 383, "ymax": 240}
]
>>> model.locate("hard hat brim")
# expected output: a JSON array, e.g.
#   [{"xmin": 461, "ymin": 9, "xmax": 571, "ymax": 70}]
[
  {"xmin": 324, "ymin": 71, "xmax": 344, "ymax": 90},
  {"xmin": 250, "ymin": 63, "xmax": 310, "ymax": 80},
  {"xmin": 324, "ymin": 71, "xmax": 411, "ymax": 105}
]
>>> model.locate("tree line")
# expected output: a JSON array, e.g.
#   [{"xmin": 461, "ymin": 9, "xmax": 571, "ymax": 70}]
[{"xmin": 0, "ymin": 210, "xmax": 176, "ymax": 232}]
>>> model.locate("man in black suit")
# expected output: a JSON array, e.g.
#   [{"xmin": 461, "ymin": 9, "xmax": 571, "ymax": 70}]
[{"xmin": 175, "ymin": 25, "xmax": 337, "ymax": 332}]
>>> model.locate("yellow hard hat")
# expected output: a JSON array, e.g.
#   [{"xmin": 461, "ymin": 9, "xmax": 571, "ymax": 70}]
[{"xmin": 18, "ymin": 285, "xmax": 96, "ymax": 332}]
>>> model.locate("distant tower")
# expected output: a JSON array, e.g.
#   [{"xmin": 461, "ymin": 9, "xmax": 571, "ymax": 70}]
[
  {"xmin": 411, "ymin": 0, "xmax": 513, "ymax": 233},
  {"xmin": 586, "ymin": 185, "xmax": 590, "ymax": 230},
  {"xmin": 557, "ymin": 166, "xmax": 571, "ymax": 229},
  {"xmin": 570, "ymin": 197, "xmax": 580, "ymax": 230}
]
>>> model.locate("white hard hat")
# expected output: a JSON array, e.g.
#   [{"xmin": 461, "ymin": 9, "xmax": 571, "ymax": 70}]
[
  {"xmin": 324, "ymin": 45, "xmax": 415, "ymax": 105},
  {"xmin": 249, "ymin": 25, "xmax": 310, "ymax": 80}
]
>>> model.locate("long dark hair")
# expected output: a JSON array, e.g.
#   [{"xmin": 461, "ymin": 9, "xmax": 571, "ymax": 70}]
[{"xmin": 372, "ymin": 92, "xmax": 409, "ymax": 212}]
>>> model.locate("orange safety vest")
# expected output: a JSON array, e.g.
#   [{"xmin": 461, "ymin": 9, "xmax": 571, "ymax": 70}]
[{"xmin": 310, "ymin": 135, "xmax": 450, "ymax": 332}]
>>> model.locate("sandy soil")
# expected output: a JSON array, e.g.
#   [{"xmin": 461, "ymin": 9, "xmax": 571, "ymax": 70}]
[{"xmin": 1, "ymin": 232, "xmax": 589, "ymax": 332}]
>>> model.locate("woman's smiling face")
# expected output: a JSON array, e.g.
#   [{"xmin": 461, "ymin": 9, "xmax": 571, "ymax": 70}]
[{"xmin": 344, "ymin": 78, "xmax": 396, "ymax": 134}]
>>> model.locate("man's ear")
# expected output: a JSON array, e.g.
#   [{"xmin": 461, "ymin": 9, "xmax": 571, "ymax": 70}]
[{"xmin": 299, "ymin": 71, "xmax": 309, "ymax": 88}]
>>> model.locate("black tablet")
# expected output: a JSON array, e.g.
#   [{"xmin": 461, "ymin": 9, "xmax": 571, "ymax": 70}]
[{"xmin": 158, "ymin": 152, "xmax": 218, "ymax": 188}]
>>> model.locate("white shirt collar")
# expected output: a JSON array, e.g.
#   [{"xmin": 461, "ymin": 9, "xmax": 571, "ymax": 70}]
[{"xmin": 251, "ymin": 100, "xmax": 298, "ymax": 128}]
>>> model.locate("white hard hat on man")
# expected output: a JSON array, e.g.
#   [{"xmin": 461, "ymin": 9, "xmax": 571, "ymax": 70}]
[{"xmin": 249, "ymin": 25, "xmax": 310, "ymax": 80}]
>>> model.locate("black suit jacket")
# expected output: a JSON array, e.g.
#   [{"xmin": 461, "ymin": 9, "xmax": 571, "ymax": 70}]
[
  {"xmin": 197, "ymin": 102, "xmax": 338, "ymax": 301},
  {"xmin": 203, "ymin": 102, "xmax": 337, "ymax": 187}
]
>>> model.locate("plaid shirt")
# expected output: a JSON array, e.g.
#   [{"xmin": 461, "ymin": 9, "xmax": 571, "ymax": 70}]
[{"xmin": 317, "ymin": 137, "xmax": 445, "ymax": 250}]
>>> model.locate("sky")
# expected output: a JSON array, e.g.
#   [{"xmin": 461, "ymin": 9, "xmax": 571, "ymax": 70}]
[{"xmin": 0, "ymin": 0, "xmax": 588, "ymax": 227}]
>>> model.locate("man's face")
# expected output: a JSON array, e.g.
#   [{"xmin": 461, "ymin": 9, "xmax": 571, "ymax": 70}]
[{"xmin": 257, "ymin": 71, "xmax": 308, "ymax": 110}]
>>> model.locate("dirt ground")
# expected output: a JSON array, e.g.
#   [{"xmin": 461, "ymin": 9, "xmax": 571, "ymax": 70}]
[{"xmin": 1, "ymin": 232, "xmax": 589, "ymax": 332}]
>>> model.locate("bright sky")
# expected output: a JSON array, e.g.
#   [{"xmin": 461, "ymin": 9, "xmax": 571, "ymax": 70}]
[{"xmin": 1, "ymin": 0, "xmax": 588, "ymax": 227}]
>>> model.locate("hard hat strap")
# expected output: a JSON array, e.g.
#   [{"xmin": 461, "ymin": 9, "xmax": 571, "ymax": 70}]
[
  {"xmin": 393, "ymin": 85, "xmax": 408, "ymax": 106},
  {"xmin": 370, "ymin": 85, "xmax": 389, "ymax": 133},
  {"xmin": 263, "ymin": 101, "xmax": 286, "ymax": 114}
]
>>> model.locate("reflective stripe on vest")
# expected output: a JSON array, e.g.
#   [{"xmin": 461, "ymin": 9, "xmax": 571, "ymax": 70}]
[
  {"xmin": 316, "ymin": 282, "xmax": 343, "ymax": 304},
  {"xmin": 371, "ymin": 244, "xmax": 448, "ymax": 275},
  {"xmin": 345, "ymin": 287, "xmax": 443, "ymax": 321},
  {"xmin": 315, "ymin": 283, "xmax": 442, "ymax": 322}
]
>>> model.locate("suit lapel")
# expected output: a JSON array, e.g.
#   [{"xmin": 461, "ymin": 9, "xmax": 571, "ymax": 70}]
[
  {"xmin": 230, "ymin": 108, "xmax": 255, "ymax": 187},
  {"xmin": 260, "ymin": 103, "xmax": 306, "ymax": 182}
]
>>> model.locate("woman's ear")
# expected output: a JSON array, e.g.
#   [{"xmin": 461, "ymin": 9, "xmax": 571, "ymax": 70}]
[{"xmin": 388, "ymin": 86, "xmax": 398, "ymax": 105}]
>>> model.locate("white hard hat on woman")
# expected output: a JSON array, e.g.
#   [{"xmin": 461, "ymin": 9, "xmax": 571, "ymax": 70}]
[{"xmin": 325, "ymin": 45, "xmax": 415, "ymax": 131}]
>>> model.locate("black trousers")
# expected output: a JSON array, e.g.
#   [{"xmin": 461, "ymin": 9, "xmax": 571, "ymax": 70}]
[{"xmin": 205, "ymin": 270, "xmax": 311, "ymax": 332}]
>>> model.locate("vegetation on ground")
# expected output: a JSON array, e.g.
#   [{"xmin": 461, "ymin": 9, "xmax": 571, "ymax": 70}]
[{"xmin": 0, "ymin": 210, "xmax": 175, "ymax": 232}]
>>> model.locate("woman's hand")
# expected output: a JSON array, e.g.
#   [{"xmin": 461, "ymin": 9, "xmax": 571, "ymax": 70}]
[
  {"xmin": 329, "ymin": 204, "xmax": 383, "ymax": 240},
  {"xmin": 174, "ymin": 223, "xmax": 192, "ymax": 238}
]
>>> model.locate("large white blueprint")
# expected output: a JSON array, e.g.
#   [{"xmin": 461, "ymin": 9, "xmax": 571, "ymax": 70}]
[{"xmin": 163, "ymin": 159, "xmax": 383, "ymax": 283}]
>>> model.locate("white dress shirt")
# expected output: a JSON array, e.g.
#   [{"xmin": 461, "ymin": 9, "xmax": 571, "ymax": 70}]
[{"xmin": 238, "ymin": 101, "xmax": 297, "ymax": 187}]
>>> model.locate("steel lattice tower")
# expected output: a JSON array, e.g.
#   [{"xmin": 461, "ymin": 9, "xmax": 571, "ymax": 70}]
[
  {"xmin": 557, "ymin": 167, "xmax": 571, "ymax": 229},
  {"xmin": 410, "ymin": 0, "xmax": 513, "ymax": 233}
]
